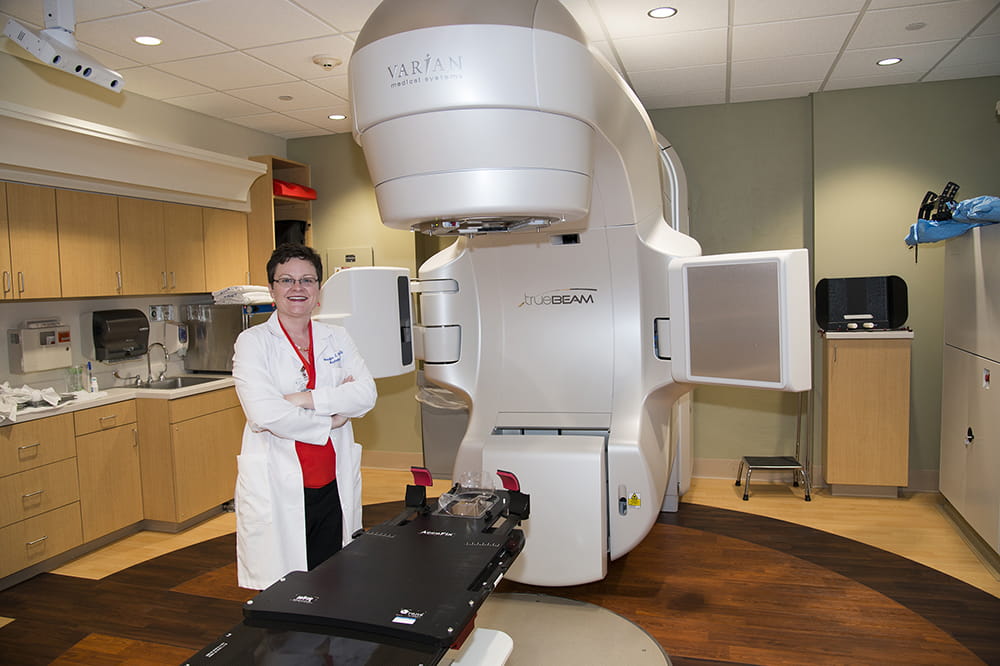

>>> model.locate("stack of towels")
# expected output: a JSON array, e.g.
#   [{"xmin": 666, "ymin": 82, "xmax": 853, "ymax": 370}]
[{"xmin": 212, "ymin": 285, "xmax": 273, "ymax": 305}]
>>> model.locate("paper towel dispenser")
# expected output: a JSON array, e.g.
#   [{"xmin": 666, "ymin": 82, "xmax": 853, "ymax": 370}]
[{"xmin": 82, "ymin": 309, "xmax": 150, "ymax": 361}]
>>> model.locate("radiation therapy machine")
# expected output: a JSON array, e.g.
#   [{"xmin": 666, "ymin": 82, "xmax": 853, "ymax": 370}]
[
  {"xmin": 317, "ymin": 0, "xmax": 812, "ymax": 589},
  {"xmin": 188, "ymin": 1, "xmax": 811, "ymax": 661}
]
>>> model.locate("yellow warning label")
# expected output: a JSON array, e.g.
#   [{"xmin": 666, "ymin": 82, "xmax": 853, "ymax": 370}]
[{"xmin": 628, "ymin": 492, "xmax": 641, "ymax": 507}]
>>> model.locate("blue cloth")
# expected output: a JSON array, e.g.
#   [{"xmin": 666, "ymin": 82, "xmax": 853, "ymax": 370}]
[{"xmin": 905, "ymin": 195, "xmax": 999, "ymax": 246}]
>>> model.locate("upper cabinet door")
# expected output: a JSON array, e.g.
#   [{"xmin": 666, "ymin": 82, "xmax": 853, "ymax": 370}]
[
  {"xmin": 203, "ymin": 208, "xmax": 249, "ymax": 293},
  {"xmin": 163, "ymin": 203, "xmax": 206, "ymax": 294},
  {"xmin": 0, "ymin": 183, "xmax": 12, "ymax": 299},
  {"xmin": 57, "ymin": 190, "xmax": 122, "ymax": 298},
  {"xmin": 119, "ymin": 197, "xmax": 167, "ymax": 295},
  {"xmin": 6, "ymin": 182, "xmax": 61, "ymax": 299}
]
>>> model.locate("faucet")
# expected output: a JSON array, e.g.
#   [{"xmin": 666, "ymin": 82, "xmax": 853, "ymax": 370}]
[
  {"xmin": 113, "ymin": 369, "xmax": 142, "ymax": 386},
  {"xmin": 146, "ymin": 342, "xmax": 169, "ymax": 385}
]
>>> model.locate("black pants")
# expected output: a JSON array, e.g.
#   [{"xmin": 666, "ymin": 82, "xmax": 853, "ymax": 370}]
[{"xmin": 303, "ymin": 478, "xmax": 343, "ymax": 571}]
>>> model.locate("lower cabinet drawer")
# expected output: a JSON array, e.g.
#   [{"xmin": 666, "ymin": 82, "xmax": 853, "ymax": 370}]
[
  {"xmin": 0, "ymin": 503, "xmax": 83, "ymax": 578},
  {"xmin": 0, "ymin": 458, "xmax": 80, "ymax": 528}
]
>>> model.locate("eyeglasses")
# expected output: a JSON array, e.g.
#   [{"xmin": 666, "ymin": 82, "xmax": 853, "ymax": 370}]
[{"xmin": 273, "ymin": 276, "xmax": 319, "ymax": 287}]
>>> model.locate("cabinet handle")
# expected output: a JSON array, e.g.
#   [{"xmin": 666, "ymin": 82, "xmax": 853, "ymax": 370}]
[
  {"xmin": 17, "ymin": 271, "xmax": 25, "ymax": 294},
  {"xmin": 170, "ymin": 271, "xmax": 176, "ymax": 289},
  {"xmin": 26, "ymin": 536, "xmax": 48, "ymax": 547},
  {"xmin": 98, "ymin": 415, "xmax": 119, "ymax": 427},
  {"xmin": 18, "ymin": 442, "xmax": 41, "ymax": 452},
  {"xmin": 161, "ymin": 271, "xmax": 168, "ymax": 290},
  {"xmin": 2, "ymin": 271, "xmax": 10, "ymax": 296},
  {"xmin": 22, "ymin": 489, "xmax": 45, "ymax": 499},
  {"xmin": 132, "ymin": 428, "xmax": 139, "ymax": 448},
  {"xmin": 833, "ymin": 345, "xmax": 837, "ymax": 363},
  {"xmin": 116, "ymin": 271, "xmax": 123, "ymax": 292}
]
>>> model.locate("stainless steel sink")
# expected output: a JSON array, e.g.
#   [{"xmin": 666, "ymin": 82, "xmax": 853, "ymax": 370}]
[{"xmin": 143, "ymin": 376, "xmax": 223, "ymax": 390}]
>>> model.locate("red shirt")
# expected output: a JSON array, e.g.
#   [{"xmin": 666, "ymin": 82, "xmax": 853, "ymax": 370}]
[{"xmin": 279, "ymin": 319, "xmax": 336, "ymax": 488}]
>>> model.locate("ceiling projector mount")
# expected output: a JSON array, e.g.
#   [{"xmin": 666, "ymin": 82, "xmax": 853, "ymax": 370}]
[{"xmin": 3, "ymin": 0, "xmax": 124, "ymax": 93}]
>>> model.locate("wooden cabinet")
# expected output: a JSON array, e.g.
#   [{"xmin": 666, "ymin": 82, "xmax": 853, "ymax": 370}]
[
  {"xmin": 3, "ymin": 182, "xmax": 61, "ymax": 299},
  {"xmin": 119, "ymin": 198, "xmax": 206, "ymax": 294},
  {"xmin": 137, "ymin": 388, "xmax": 244, "ymax": 525},
  {"xmin": 823, "ymin": 333, "xmax": 912, "ymax": 492},
  {"xmin": 56, "ymin": 189, "xmax": 122, "ymax": 297},
  {"xmin": 74, "ymin": 402, "xmax": 143, "ymax": 542},
  {"xmin": 0, "ymin": 183, "xmax": 9, "ymax": 298},
  {"xmin": 164, "ymin": 202, "xmax": 208, "ymax": 293},
  {"xmin": 203, "ymin": 208, "xmax": 250, "ymax": 292},
  {"xmin": 0, "ymin": 414, "xmax": 81, "ymax": 578},
  {"xmin": 248, "ymin": 156, "xmax": 312, "ymax": 285}
]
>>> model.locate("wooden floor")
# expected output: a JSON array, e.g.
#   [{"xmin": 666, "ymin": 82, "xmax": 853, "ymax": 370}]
[{"xmin": 0, "ymin": 472, "xmax": 998, "ymax": 665}]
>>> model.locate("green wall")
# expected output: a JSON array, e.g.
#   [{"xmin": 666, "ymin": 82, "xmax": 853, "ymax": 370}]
[
  {"xmin": 812, "ymin": 76, "xmax": 1000, "ymax": 480},
  {"xmin": 651, "ymin": 75, "xmax": 1000, "ymax": 488},
  {"xmin": 649, "ymin": 98, "xmax": 814, "ymax": 469}
]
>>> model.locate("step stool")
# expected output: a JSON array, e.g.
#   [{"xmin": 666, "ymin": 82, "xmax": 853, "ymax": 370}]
[{"xmin": 734, "ymin": 392, "xmax": 812, "ymax": 501}]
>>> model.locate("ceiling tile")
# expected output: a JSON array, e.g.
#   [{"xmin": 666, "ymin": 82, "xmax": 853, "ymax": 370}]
[
  {"xmin": 731, "ymin": 80, "xmax": 823, "ymax": 102},
  {"xmin": 159, "ymin": 0, "xmax": 335, "ymax": 50},
  {"xmin": 732, "ymin": 53, "xmax": 838, "ymax": 87},
  {"xmin": 283, "ymin": 105, "xmax": 354, "ymax": 133},
  {"xmin": 823, "ymin": 70, "xmax": 923, "ymax": 91},
  {"xmin": 76, "ymin": 42, "xmax": 139, "ymax": 70},
  {"xmin": 227, "ymin": 81, "xmax": 346, "ymax": 112},
  {"xmin": 848, "ymin": 0, "xmax": 998, "ymax": 49},
  {"xmin": 292, "ymin": 0, "xmax": 383, "ymax": 33},
  {"xmin": 934, "ymin": 33, "xmax": 1000, "ymax": 66},
  {"xmin": 0, "ymin": 1, "xmax": 44, "ymax": 25},
  {"xmin": 974, "ymin": 7, "xmax": 1000, "ymax": 35},
  {"xmin": 732, "ymin": 14, "xmax": 857, "ymax": 60},
  {"xmin": 156, "ymin": 51, "xmax": 296, "ymax": 89},
  {"xmin": 835, "ymin": 40, "xmax": 959, "ymax": 78},
  {"xmin": 228, "ymin": 111, "xmax": 319, "ymax": 135},
  {"xmin": 116, "ymin": 65, "xmax": 212, "ymax": 98},
  {"xmin": 923, "ymin": 59, "xmax": 1000, "ymax": 80},
  {"xmin": 629, "ymin": 64, "xmax": 727, "ymax": 97},
  {"xmin": 594, "ymin": 0, "xmax": 729, "ymax": 39},
  {"xmin": 75, "ymin": 12, "xmax": 231, "ymax": 64},
  {"xmin": 640, "ymin": 89, "xmax": 727, "ymax": 110},
  {"xmin": 615, "ymin": 28, "xmax": 728, "ymax": 72},
  {"xmin": 164, "ymin": 91, "xmax": 269, "ymax": 117},
  {"xmin": 2, "ymin": 0, "xmax": 143, "ymax": 24},
  {"xmin": 245, "ymin": 34, "xmax": 355, "ymax": 80},
  {"xmin": 310, "ymin": 74, "xmax": 350, "ymax": 100},
  {"xmin": 734, "ymin": 0, "xmax": 866, "ymax": 24},
  {"xmin": 3, "ymin": 0, "xmax": 996, "ymax": 139}
]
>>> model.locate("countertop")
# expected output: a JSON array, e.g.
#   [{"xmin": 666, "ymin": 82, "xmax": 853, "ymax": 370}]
[{"xmin": 2, "ymin": 375, "xmax": 236, "ymax": 426}]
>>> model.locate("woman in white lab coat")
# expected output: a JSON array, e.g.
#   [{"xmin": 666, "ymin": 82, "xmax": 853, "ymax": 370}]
[{"xmin": 232, "ymin": 244, "xmax": 377, "ymax": 590}]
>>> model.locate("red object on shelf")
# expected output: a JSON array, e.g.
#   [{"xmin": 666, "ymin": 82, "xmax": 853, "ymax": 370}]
[{"xmin": 273, "ymin": 178, "xmax": 317, "ymax": 200}]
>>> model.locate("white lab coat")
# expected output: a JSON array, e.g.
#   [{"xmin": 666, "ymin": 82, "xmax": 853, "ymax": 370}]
[{"xmin": 232, "ymin": 313, "xmax": 377, "ymax": 590}]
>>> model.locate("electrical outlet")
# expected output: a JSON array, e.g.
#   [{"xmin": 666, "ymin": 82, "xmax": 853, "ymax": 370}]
[{"xmin": 149, "ymin": 305, "xmax": 170, "ymax": 321}]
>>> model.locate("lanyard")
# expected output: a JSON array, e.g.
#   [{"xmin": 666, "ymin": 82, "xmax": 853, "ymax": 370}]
[{"xmin": 278, "ymin": 318, "xmax": 316, "ymax": 390}]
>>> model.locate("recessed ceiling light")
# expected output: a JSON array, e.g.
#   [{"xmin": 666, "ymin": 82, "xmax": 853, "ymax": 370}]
[
  {"xmin": 905, "ymin": 22, "xmax": 927, "ymax": 31},
  {"xmin": 134, "ymin": 35, "xmax": 162, "ymax": 46},
  {"xmin": 328, "ymin": 114, "xmax": 347, "ymax": 121},
  {"xmin": 877, "ymin": 57, "xmax": 903, "ymax": 66},
  {"xmin": 648, "ymin": 7, "xmax": 677, "ymax": 19},
  {"xmin": 278, "ymin": 95, "xmax": 293, "ymax": 101}
]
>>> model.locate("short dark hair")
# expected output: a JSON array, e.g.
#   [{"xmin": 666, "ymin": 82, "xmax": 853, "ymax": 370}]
[{"xmin": 266, "ymin": 243, "xmax": 324, "ymax": 284}]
